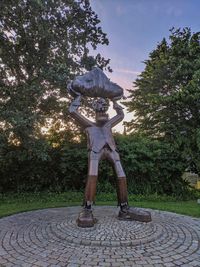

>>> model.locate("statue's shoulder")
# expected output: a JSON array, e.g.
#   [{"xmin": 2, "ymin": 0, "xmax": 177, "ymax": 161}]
[{"xmin": 85, "ymin": 125, "xmax": 97, "ymax": 131}]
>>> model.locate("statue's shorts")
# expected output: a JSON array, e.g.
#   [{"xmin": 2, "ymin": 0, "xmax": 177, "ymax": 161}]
[{"xmin": 88, "ymin": 147, "xmax": 126, "ymax": 178}]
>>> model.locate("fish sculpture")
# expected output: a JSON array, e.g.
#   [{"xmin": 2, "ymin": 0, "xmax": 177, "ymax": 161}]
[{"xmin": 68, "ymin": 67, "xmax": 124, "ymax": 100}]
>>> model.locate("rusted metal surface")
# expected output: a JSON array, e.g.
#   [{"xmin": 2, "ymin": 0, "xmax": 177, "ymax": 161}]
[
  {"xmin": 68, "ymin": 67, "xmax": 124, "ymax": 99},
  {"xmin": 68, "ymin": 69, "xmax": 151, "ymax": 227}
]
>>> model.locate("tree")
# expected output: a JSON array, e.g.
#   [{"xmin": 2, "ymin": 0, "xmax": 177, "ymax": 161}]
[
  {"xmin": 125, "ymin": 28, "xmax": 200, "ymax": 173},
  {"xmin": 0, "ymin": 0, "xmax": 110, "ymax": 190},
  {"xmin": 0, "ymin": 0, "xmax": 109, "ymax": 146}
]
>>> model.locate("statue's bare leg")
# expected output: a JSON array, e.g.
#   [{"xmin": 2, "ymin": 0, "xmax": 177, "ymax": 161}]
[
  {"xmin": 77, "ymin": 152, "xmax": 99, "ymax": 227},
  {"xmin": 113, "ymin": 160, "xmax": 129, "ymax": 206},
  {"xmin": 105, "ymin": 149, "xmax": 128, "ymax": 206},
  {"xmin": 111, "ymin": 151, "xmax": 152, "ymax": 222}
]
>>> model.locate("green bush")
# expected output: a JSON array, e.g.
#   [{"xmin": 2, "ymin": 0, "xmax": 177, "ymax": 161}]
[
  {"xmin": 116, "ymin": 135, "xmax": 190, "ymax": 198},
  {"xmin": 0, "ymin": 141, "xmax": 87, "ymax": 193},
  {"xmin": 0, "ymin": 135, "xmax": 194, "ymax": 199}
]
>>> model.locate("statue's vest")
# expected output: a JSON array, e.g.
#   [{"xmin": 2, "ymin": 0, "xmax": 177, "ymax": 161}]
[{"xmin": 85, "ymin": 126, "xmax": 116, "ymax": 153}]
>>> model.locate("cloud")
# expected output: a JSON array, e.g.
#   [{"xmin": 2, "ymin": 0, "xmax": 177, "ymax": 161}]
[
  {"xmin": 114, "ymin": 68, "xmax": 141, "ymax": 75},
  {"xmin": 105, "ymin": 68, "xmax": 140, "ymax": 92}
]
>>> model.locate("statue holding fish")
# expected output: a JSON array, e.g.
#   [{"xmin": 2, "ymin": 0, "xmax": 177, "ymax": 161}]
[{"xmin": 67, "ymin": 67, "xmax": 151, "ymax": 227}]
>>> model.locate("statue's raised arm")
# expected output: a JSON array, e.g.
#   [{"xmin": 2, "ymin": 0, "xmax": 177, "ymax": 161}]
[
  {"xmin": 69, "ymin": 95, "xmax": 94, "ymax": 129},
  {"xmin": 105, "ymin": 100, "xmax": 124, "ymax": 128}
]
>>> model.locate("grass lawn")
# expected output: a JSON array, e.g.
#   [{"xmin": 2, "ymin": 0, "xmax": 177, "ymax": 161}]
[{"xmin": 0, "ymin": 192, "xmax": 199, "ymax": 218}]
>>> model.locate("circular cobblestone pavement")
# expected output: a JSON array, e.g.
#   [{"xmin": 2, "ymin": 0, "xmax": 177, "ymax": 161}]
[{"xmin": 0, "ymin": 206, "xmax": 200, "ymax": 267}]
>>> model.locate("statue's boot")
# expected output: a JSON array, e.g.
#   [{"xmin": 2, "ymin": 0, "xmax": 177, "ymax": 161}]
[
  {"xmin": 117, "ymin": 177, "xmax": 151, "ymax": 222},
  {"xmin": 118, "ymin": 205, "xmax": 151, "ymax": 222},
  {"xmin": 77, "ymin": 175, "xmax": 98, "ymax": 228},
  {"xmin": 77, "ymin": 208, "xmax": 96, "ymax": 228}
]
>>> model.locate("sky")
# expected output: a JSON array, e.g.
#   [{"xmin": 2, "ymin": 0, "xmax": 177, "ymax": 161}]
[{"xmin": 90, "ymin": 0, "xmax": 200, "ymax": 132}]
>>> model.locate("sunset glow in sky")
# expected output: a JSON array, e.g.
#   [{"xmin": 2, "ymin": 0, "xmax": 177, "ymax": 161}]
[{"xmin": 90, "ymin": 0, "xmax": 200, "ymax": 132}]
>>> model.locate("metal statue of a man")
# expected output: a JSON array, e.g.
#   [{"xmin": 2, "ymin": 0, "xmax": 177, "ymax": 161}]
[{"xmin": 68, "ymin": 68, "xmax": 151, "ymax": 227}]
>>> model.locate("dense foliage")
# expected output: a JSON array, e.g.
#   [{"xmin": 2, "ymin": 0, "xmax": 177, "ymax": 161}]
[
  {"xmin": 125, "ymin": 28, "xmax": 200, "ymax": 173},
  {"xmin": 0, "ymin": 135, "xmax": 192, "ymax": 199},
  {"xmin": 0, "ymin": 1, "xmax": 109, "ymax": 143},
  {"xmin": 117, "ymin": 135, "xmax": 189, "ymax": 198},
  {"xmin": 0, "ymin": 0, "xmax": 110, "ymax": 184}
]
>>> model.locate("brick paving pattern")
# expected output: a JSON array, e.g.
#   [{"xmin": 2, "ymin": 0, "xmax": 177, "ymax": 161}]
[{"xmin": 0, "ymin": 206, "xmax": 200, "ymax": 267}]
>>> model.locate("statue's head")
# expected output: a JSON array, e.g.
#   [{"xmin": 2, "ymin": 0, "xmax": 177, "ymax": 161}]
[{"xmin": 92, "ymin": 98, "xmax": 109, "ymax": 126}]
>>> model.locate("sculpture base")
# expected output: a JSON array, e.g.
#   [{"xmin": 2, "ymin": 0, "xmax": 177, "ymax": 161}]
[
  {"xmin": 1, "ymin": 206, "xmax": 200, "ymax": 266},
  {"xmin": 118, "ymin": 207, "xmax": 151, "ymax": 222},
  {"xmin": 77, "ymin": 208, "xmax": 97, "ymax": 228}
]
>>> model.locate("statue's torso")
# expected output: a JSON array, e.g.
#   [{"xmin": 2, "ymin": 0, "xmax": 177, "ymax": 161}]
[{"xmin": 85, "ymin": 125, "xmax": 116, "ymax": 152}]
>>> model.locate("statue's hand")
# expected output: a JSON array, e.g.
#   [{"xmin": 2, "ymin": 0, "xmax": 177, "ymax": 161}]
[
  {"xmin": 67, "ymin": 81, "xmax": 81, "ymax": 97},
  {"xmin": 113, "ymin": 100, "xmax": 123, "ymax": 111},
  {"xmin": 69, "ymin": 95, "xmax": 81, "ymax": 113}
]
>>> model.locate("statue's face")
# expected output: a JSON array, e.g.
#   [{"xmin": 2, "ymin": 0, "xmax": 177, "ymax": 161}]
[
  {"xmin": 96, "ymin": 112, "xmax": 108, "ymax": 126},
  {"xmin": 93, "ymin": 97, "xmax": 109, "ymax": 126},
  {"xmin": 93, "ymin": 98, "xmax": 108, "ymax": 112}
]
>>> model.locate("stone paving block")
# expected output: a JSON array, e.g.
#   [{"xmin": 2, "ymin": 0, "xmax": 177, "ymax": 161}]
[
  {"xmin": 164, "ymin": 263, "xmax": 176, "ymax": 267},
  {"xmin": 34, "ymin": 261, "xmax": 49, "ymax": 267},
  {"xmin": 21, "ymin": 263, "xmax": 35, "ymax": 267},
  {"xmin": 0, "ymin": 206, "xmax": 199, "ymax": 267}
]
